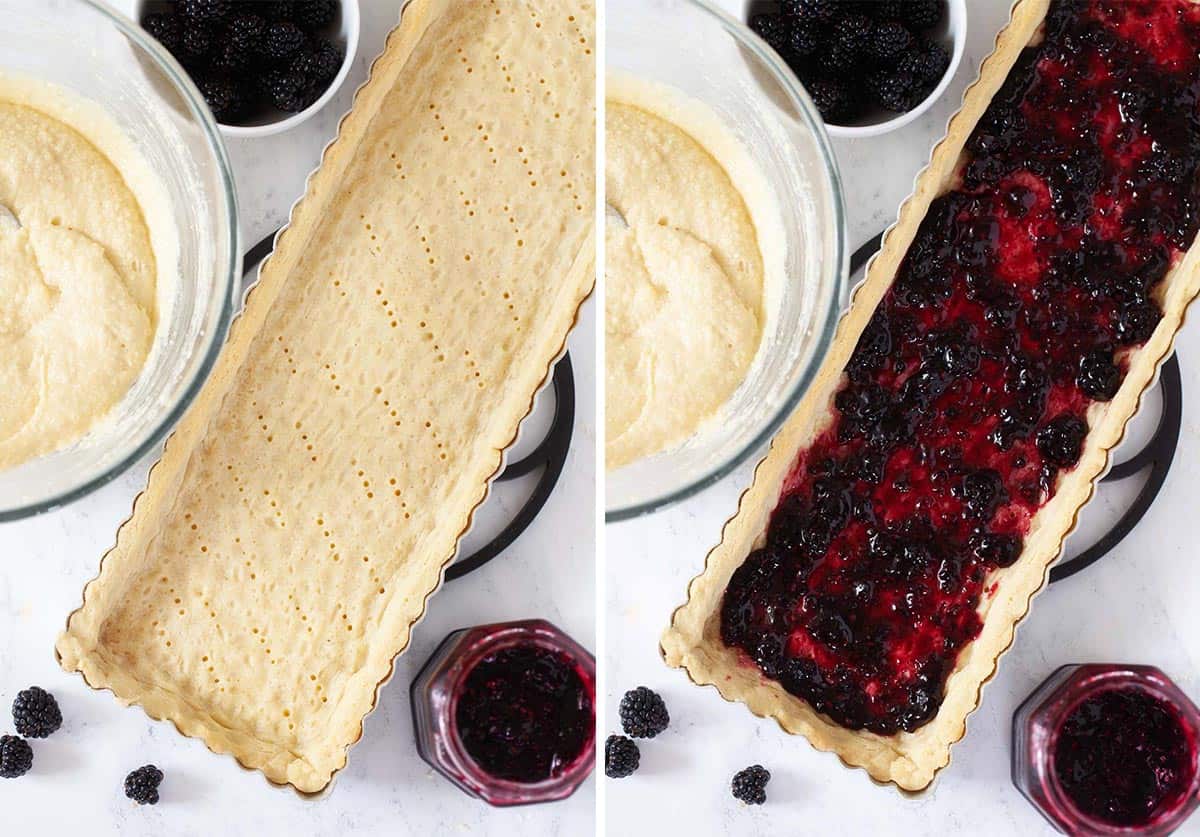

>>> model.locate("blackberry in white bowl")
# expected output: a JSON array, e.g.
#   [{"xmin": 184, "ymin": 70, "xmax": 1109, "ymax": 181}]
[
  {"xmin": 746, "ymin": 0, "xmax": 966, "ymax": 137},
  {"xmin": 138, "ymin": 0, "xmax": 360, "ymax": 137}
]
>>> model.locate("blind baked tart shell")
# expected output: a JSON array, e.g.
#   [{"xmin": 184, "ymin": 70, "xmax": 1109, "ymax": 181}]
[
  {"xmin": 661, "ymin": 0, "xmax": 1200, "ymax": 793},
  {"xmin": 56, "ymin": 0, "xmax": 595, "ymax": 795}
]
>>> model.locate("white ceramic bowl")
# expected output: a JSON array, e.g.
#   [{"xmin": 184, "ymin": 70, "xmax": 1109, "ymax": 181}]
[
  {"xmin": 134, "ymin": 0, "xmax": 360, "ymax": 138},
  {"xmin": 742, "ymin": 0, "xmax": 966, "ymax": 138},
  {"xmin": 607, "ymin": 0, "xmax": 847, "ymax": 520},
  {"xmin": 0, "ymin": 0, "xmax": 239, "ymax": 520}
]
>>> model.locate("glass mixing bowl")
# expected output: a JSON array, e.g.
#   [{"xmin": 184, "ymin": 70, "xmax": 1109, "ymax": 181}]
[
  {"xmin": 606, "ymin": 0, "xmax": 847, "ymax": 520},
  {"xmin": 0, "ymin": 0, "xmax": 239, "ymax": 520}
]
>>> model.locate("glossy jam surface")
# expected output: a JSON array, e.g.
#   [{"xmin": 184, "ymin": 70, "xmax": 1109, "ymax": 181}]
[
  {"xmin": 455, "ymin": 645, "xmax": 593, "ymax": 783},
  {"xmin": 721, "ymin": 0, "xmax": 1200, "ymax": 734},
  {"xmin": 1054, "ymin": 687, "xmax": 1196, "ymax": 827}
]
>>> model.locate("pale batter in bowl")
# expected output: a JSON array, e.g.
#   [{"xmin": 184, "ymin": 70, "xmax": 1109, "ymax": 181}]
[
  {"xmin": 0, "ymin": 75, "xmax": 167, "ymax": 471},
  {"xmin": 606, "ymin": 73, "xmax": 780, "ymax": 470}
]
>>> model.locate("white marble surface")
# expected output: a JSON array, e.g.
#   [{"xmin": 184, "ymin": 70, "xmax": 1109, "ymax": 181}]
[
  {"xmin": 2, "ymin": 1, "xmax": 595, "ymax": 833},
  {"xmin": 606, "ymin": 1, "xmax": 1200, "ymax": 834}
]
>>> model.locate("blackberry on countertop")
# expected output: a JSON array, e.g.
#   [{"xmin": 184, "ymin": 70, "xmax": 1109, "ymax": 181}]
[
  {"xmin": 604, "ymin": 735, "xmax": 640, "ymax": 778},
  {"xmin": 731, "ymin": 764, "xmax": 771, "ymax": 805},
  {"xmin": 619, "ymin": 686, "xmax": 670, "ymax": 738},
  {"xmin": 0, "ymin": 735, "xmax": 32, "ymax": 779},
  {"xmin": 12, "ymin": 687, "xmax": 61, "ymax": 739},
  {"xmin": 124, "ymin": 765, "xmax": 164, "ymax": 805}
]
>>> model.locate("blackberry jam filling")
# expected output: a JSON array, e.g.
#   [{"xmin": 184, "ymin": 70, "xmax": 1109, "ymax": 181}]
[
  {"xmin": 1054, "ymin": 687, "xmax": 1196, "ymax": 827},
  {"xmin": 455, "ymin": 645, "xmax": 593, "ymax": 783},
  {"xmin": 721, "ymin": 0, "xmax": 1200, "ymax": 735}
]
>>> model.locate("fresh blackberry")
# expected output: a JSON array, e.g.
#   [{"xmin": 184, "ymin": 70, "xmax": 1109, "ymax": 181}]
[
  {"xmin": 263, "ymin": 67, "xmax": 301, "ymax": 99},
  {"xmin": 223, "ymin": 13, "xmax": 265, "ymax": 59},
  {"xmin": 265, "ymin": 69, "xmax": 318, "ymax": 113},
  {"xmin": 788, "ymin": 20, "xmax": 821, "ymax": 57},
  {"xmin": 870, "ymin": 70, "xmax": 916, "ymax": 112},
  {"xmin": 0, "ymin": 735, "xmax": 32, "ymax": 779},
  {"xmin": 731, "ymin": 764, "xmax": 771, "ymax": 805},
  {"xmin": 750, "ymin": 14, "xmax": 788, "ymax": 53},
  {"xmin": 868, "ymin": 21, "xmax": 915, "ymax": 62},
  {"xmin": 198, "ymin": 75, "xmax": 245, "ymax": 123},
  {"xmin": 903, "ymin": 0, "xmax": 944, "ymax": 31},
  {"xmin": 262, "ymin": 1, "xmax": 298, "ymax": 21},
  {"xmin": 605, "ymin": 735, "xmax": 640, "ymax": 778},
  {"xmin": 288, "ymin": 50, "xmax": 319, "ymax": 81},
  {"xmin": 214, "ymin": 40, "xmax": 253, "ymax": 72},
  {"xmin": 178, "ymin": 23, "xmax": 213, "ymax": 63},
  {"xmin": 12, "ymin": 687, "xmax": 61, "ymax": 739},
  {"xmin": 309, "ymin": 38, "xmax": 344, "ymax": 82},
  {"xmin": 809, "ymin": 78, "xmax": 853, "ymax": 121},
  {"xmin": 908, "ymin": 38, "xmax": 951, "ymax": 85},
  {"xmin": 819, "ymin": 41, "xmax": 857, "ymax": 74},
  {"xmin": 142, "ymin": 12, "xmax": 183, "ymax": 52},
  {"xmin": 294, "ymin": 0, "xmax": 337, "ymax": 30},
  {"xmin": 619, "ymin": 687, "xmax": 669, "ymax": 738},
  {"xmin": 833, "ymin": 13, "xmax": 873, "ymax": 56},
  {"xmin": 263, "ymin": 21, "xmax": 306, "ymax": 60},
  {"xmin": 876, "ymin": 1, "xmax": 909, "ymax": 22},
  {"xmin": 178, "ymin": 0, "xmax": 231, "ymax": 26},
  {"xmin": 124, "ymin": 765, "xmax": 164, "ymax": 805},
  {"xmin": 783, "ymin": 0, "xmax": 835, "ymax": 24}
]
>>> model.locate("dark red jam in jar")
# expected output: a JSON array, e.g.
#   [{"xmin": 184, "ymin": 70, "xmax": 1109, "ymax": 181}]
[
  {"xmin": 719, "ymin": 0, "xmax": 1200, "ymax": 736},
  {"xmin": 455, "ymin": 644, "xmax": 593, "ymax": 784},
  {"xmin": 1013, "ymin": 665, "xmax": 1200, "ymax": 835},
  {"xmin": 410, "ymin": 619, "xmax": 595, "ymax": 806}
]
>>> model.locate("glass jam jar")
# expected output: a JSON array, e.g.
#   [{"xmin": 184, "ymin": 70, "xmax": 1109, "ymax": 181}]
[
  {"xmin": 410, "ymin": 618, "xmax": 595, "ymax": 806},
  {"xmin": 1013, "ymin": 664, "xmax": 1200, "ymax": 835}
]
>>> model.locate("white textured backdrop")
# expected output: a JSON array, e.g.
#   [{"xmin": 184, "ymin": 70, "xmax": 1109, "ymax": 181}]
[{"xmin": 0, "ymin": 1, "xmax": 596, "ymax": 833}]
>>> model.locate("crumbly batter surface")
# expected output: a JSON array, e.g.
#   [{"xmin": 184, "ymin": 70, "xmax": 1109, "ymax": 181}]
[
  {"xmin": 605, "ymin": 83, "xmax": 766, "ymax": 469},
  {"xmin": 0, "ymin": 82, "xmax": 157, "ymax": 469}
]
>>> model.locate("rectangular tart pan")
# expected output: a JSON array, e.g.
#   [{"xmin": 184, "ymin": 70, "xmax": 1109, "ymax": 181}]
[
  {"xmin": 56, "ymin": 0, "xmax": 595, "ymax": 796},
  {"xmin": 661, "ymin": 0, "xmax": 1200, "ymax": 793}
]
